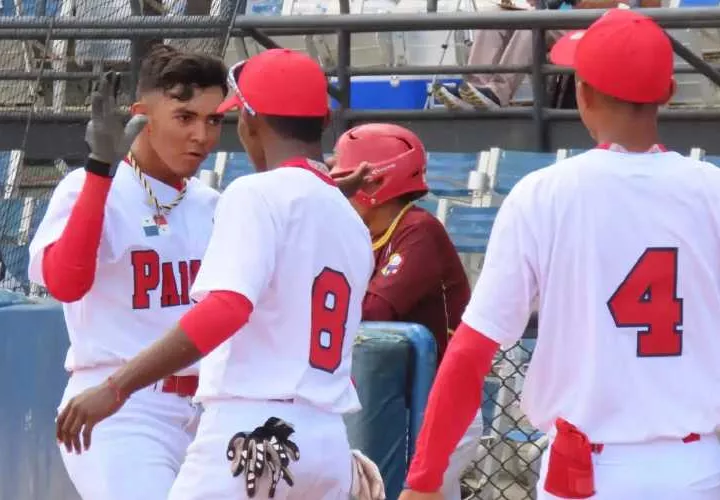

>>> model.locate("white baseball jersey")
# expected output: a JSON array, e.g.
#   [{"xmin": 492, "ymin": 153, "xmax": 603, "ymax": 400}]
[
  {"xmin": 190, "ymin": 160, "xmax": 374, "ymax": 414},
  {"xmin": 28, "ymin": 161, "xmax": 218, "ymax": 375},
  {"xmin": 463, "ymin": 147, "xmax": 720, "ymax": 444}
]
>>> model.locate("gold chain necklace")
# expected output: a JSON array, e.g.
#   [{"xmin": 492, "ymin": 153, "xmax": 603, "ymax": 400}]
[{"xmin": 127, "ymin": 153, "xmax": 188, "ymax": 216}]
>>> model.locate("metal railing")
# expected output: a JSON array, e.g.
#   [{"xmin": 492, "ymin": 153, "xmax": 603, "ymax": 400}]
[{"xmin": 1, "ymin": 7, "xmax": 720, "ymax": 151}]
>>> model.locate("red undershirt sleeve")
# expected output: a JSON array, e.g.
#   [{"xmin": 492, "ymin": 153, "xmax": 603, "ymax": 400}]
[
  {"xmin": 41, "ymin": 172, "xmax": 112, "ymax": 302},
  {"xmin": 179, "ymin": 290, "xmax": 254, "ymax": 354},
  {"xmin": 406, "ymin": 321, "xmax": 500, "ymax": 492}
]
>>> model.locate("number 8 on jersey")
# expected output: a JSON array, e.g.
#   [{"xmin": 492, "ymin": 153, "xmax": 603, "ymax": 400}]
[{"xmin": 309, "ymin": 267, "xmax": 351, "ymax": 373}]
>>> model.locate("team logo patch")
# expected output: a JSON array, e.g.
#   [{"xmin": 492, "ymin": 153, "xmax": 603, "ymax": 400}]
[{"xmin": 381, "ymin": 253, "xmax": 403, "ymax": 276}]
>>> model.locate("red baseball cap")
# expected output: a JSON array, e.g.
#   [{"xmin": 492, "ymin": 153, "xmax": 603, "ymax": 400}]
[
  {"xmin": 549, "ymin": 9, "xmax": 673, "ymax": 104},
  {"xmin": 218, "ymin": 48, "xmax": 329, "ymax": 117}
]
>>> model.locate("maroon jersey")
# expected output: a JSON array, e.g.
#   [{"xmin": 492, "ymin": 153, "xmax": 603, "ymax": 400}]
[{"xmin": 363, "ymin": 205, "xmax": 471, "ymax": 362}]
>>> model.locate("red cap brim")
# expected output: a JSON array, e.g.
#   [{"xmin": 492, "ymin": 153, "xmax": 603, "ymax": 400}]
[
  {"xmin": 549, "ymin": 30, "xmax": 586, "ymax": 67},
  {"xmin": 217, "ymin": 94, "xmax": 242, "ymax": 114}
]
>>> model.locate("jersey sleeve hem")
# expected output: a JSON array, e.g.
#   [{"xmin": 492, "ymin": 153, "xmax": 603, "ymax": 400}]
[{"xmin": 461, "ymin": 314, "xmax": 521, "ymax": 347}]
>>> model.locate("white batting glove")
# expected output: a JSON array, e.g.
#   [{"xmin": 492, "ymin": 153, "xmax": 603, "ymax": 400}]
[{"xmin": 350, "ymin": 449, "xmax": 386, "ymax": 500}]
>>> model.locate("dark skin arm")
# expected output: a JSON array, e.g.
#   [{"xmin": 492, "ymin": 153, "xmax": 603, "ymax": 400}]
[
  {"xmin": 55, "ymin": 326, "xmax": 200, "ymax": 454},
  {"xmin": 328, "ymin": 159, "xmax": 373, "ymax": 198}
]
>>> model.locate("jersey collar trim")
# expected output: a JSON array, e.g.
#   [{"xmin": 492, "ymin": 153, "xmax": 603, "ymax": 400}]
[
  {"xmin": 277, "ymin": 157, "xmax": 336, "ymax": 187},
  {"xmin": 372, "ymin": 203, "xmax": 414, "ymax": 252},
  {"xmin": 596, "ymin": 143, "xmax": 668, "ymax": 153}
]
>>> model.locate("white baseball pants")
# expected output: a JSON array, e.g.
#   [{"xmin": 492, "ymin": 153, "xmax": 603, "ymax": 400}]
[
  {"xmin": 58, "ymin": 366, "xmax": 198, "ymax": 500},
  {"xmin": 168, "ymin": 398, "xmax": 353, "ymax": 500},
  {"xmin": 441, "ymin": 409, "xmax": 485, "ymax": 500},
  {"xmin": 537, "ymin": 433, "xmax": 720, "ymax": 500}
]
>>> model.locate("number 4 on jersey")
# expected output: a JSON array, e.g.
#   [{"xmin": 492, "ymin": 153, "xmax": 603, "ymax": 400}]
[
  {"xmin": 309, "ymin": 267, "xmax": 351, "ymax": 373},
  {"xmin": 607, "ymin": 247, "xmax": 683, "ymax": 357}
]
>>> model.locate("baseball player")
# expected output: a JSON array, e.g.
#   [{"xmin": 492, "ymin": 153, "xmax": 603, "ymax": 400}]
[
  {"xmin": 399, "ymin": 10, "xmax": 720, "ymax": 500},
  {"xmin": 54, "ymin": 48, "xmax": 386, "ymax": 500},
  {"xmin": 27, "ymin": 45, "xmax": 227, "ymax": 500},
  {"xmin": 332, "ymin": 124, "xmax": 481, "ymax": 499}
]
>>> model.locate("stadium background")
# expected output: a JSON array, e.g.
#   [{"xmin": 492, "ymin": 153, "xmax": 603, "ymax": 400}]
[{"xmin": 1, "ymin": 2, "xmax": 720, "ymax": 499}]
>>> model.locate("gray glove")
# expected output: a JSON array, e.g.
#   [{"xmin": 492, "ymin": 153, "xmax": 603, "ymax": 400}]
[{"xmin": 85, "ymin": 71, "xmax": 148, "ymax": 176}]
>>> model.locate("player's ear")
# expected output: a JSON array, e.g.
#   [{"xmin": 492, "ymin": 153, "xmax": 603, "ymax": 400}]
[
  {"xmin": 576, "ymin": 80, "xmax": 597, "ymax": 110},
  {"xmin": 130, "ymin": 101, "xmax": 151, "ymax": 134},
  {"xmin": 131, "ymin": 101, "xmax": 148, "ymax": 117},
  {"xmin": 242, "ymin": 108, "xmax": 261, "ymax": 137}
]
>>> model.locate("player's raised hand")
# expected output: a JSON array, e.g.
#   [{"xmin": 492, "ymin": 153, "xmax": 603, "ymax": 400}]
[
  {"xmin": 397, "ymin": 490, "xmax": 443, "ymax": 500},
  {"xmin": 55, "ymin": 381, "xmax": 126, "ymax": 454},
  {"xmin": 330, "ymin": 161, "xmax": 373, "ymax": 198},
  {"xmin": 85, "ymin": 71, "xmax": 148, "ymax": 176}
]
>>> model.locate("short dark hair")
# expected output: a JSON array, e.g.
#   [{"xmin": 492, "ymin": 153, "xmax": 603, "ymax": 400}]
[
  {"xmin": 137, "ymin": 44, "xmax": 228, "ymax": 101},
  {"xmin": 263, "ymin": 115, "xmax": 325, "ymax": 144}
]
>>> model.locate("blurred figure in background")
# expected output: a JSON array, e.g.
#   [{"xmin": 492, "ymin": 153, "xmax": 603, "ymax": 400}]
[{"xmin": 434, "ymin": 0, "xmax": 661, "ymax": 110}]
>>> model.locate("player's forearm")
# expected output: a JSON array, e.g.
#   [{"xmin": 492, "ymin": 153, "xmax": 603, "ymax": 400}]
[
  {"xmin": 406, "ymin": 322, "xmax": 499, "ymax": 492},
  {"xmin": 107, "ymin": 326, "xmax": 203, "ymax": 398},
  {"xmin": 42, "ymin": 171, "xmax": 112, "ymax": 302},
  {"xmin": 107, "ymin": 291, "xmax": 253, "ymax": 399}
]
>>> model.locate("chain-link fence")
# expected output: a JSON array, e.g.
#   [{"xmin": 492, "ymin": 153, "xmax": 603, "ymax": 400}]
[{"xmin": 460, "ymin": 334, "xmax": 545, "ymax": 500}]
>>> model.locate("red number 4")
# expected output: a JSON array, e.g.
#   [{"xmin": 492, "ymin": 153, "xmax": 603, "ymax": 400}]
[
  {"xmin": 607, "ymin": 248, "xmax": 683, "ymax": 357},
  {"xmin": 309, "ymin": 267, "xmax": 351, "ymax": 373}
]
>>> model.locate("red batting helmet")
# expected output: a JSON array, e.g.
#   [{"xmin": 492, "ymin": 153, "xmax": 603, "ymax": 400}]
[{"xmin": 333, "ymin": 123, "xmax": 428, "ymax": 207}]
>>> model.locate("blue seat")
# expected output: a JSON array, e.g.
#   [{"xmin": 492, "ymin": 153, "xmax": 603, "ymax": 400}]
[
  {"xmin": 198, "ymin": 152, "xmax": 217, "ymax": 172},
  {"xmin": 29, "ymin": 198, "xmax": 49, "ymax": 239},
  {"xmin": 2, "ymin": 0, "xmax": 61, "ymax": 15},
  {"xmin": 426, "ymin": 152, "xmax": 477, "ymax": 197},
  {"xmin": 703, "ymin": 155, "xmax": 720, "ymax": 167},
  {"xmin": 0, "ymin": 199, "xmax": 26, "ymax": 242},
  {"xmin": 414, "ymin": 196, "xmax": 438, "ymax": 216},
  {"xmin": 444, "ymin": 205, "xmax": 499, "ymax": 254},
  {"xmin": 0, "ymin": 151, "xmax": 11, "ymax": 193},
  {"xmin": 0, "ymin": 243, "xmax": 29, "ymax": 289},
  {"xmin": 221, "ymin": 152, "xmax": 255, "ymax": 188},
  {"xmin": 494, "ymin": 150, "xmax": 557, "ymax": 196}
]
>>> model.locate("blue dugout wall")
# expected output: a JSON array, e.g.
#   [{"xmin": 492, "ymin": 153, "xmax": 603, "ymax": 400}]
[{"xmin": 0, "ymin": 301, "xmax": 438, "ymax": 500}]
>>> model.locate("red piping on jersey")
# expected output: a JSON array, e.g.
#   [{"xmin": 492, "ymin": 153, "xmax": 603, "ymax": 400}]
[
  {"xmin": 180, "ymin": 291, "xmax": 253, "ymax": 354},
  {"xmin": 42, "ymin": 172, "xmax": 112, "ymax": 302},
  {"xmin": 278, "ymin": 157, "xmax": 337, "ymax": 187},
  {"xmin": 406, "ymin": 322, "xmax": 499, "ymax": 492},
  {"xmin": 596, "ymin": 143, "xmax": 668, "ymax": 153}
]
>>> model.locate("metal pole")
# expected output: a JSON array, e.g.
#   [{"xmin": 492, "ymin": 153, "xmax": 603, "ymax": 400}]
[
  {"xmin": 128, "ymin": 0, "xmax": 143, "ymax": 102},
  {"xmin": 6, "ymin": 8, "xmax": 720, "ymax": 32},
  {"xmin": 36, "ymin": 0, "xmax": 47, "ymax": 16},
  {"xmin": 531, "ymin": 28, "xmax": 549, "ymax": 151},
  {"xmin": 668, "ymin": 34, "xmax": 720, "ymax": 89},
  {"xmin": 336, "ymin": 29, "xmax": 352, "ymax": 132},
  {"xmin": 6, "ymin": 106, "xmax": 720, "ymax": 122}
]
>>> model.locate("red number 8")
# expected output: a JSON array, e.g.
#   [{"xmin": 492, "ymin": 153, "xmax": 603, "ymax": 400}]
[{"xmin": 309, "ymin": 267, "xmax": 352, "ymax": 373}]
